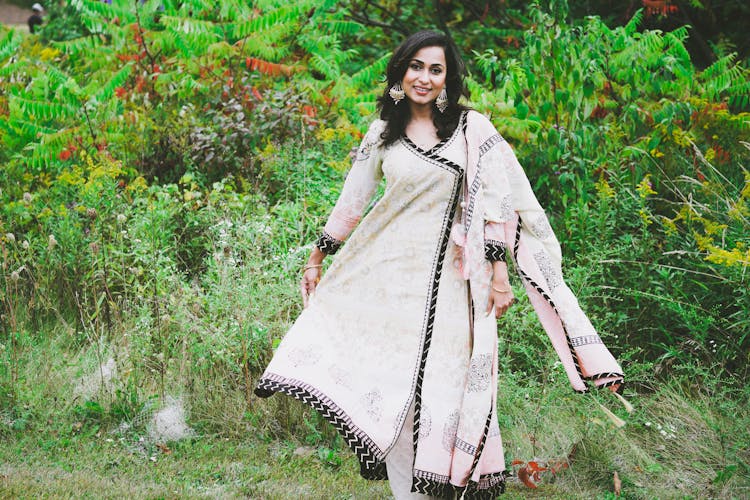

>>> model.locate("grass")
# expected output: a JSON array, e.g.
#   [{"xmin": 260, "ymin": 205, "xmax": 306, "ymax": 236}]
[
  {"xmin": 2, "ymin": 334, "xmax": 749, "ymax": 499},
  {"xmin": 0, "ymin": 432, "xmax": 389, "ymax": 499},
  {"xmin": 0, "ymin": 431, "xmax": 594, "ymax": 499},
  {"xmin": 0, "ymin": 440, "xmax": 592, "ymax": 500},
  {"xmin": 2, "ymin": 231, "xmax": 748, "ymax": 499}
]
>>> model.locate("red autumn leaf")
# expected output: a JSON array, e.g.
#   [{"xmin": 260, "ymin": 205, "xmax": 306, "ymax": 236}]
[
  {"xmin": 527, "ymin": 461, "xmax": 547, "ymax": 473},
  {"xmin": 135, "ymin": 76, "xmax": 146, "ymax": 92},
  {"xmin": 303, "ymin": 105, "xmax": 316, "ymax": 118},
  {"xmin": 59, "ymin": 149, "xmax": 71, "ymax": 161},
  {"xmin": 511, "ymin": 459, "xmax": 525, "ymax": 466},
  {"xmin": 517, "ymin": 465, "xmax": 538, "ymax": 489},
  {"xmin": 251, "ymin": 86, "xmax": 263, "ymax": 101},
  {"xmin": 114, "ymin": 86, "xmax": 127, "ymax": 99},
  {"xmin": 245, "ymin": 57, "xmax": 294, "ymax": 77}
]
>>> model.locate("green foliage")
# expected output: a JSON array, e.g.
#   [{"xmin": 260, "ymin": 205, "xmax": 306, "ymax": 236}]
[{"xmin": 1, "ymin": 4, "xmax": 750, "ymax": 498}]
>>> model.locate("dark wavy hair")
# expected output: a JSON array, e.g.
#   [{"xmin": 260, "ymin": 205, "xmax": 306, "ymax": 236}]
[{"xmin": 377, "ymin": 30, "xmax": 470, "ymax": 147}]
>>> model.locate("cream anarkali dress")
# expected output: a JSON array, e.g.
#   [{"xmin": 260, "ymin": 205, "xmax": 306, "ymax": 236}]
[{"xmin": 256, "ymin": 111, "xmax": 623, "ymax": 499}]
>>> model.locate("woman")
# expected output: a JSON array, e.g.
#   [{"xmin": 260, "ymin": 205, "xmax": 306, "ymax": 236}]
[{"xmin": 255, "ymin": 31, "xmax": 623, "ymax": 499}]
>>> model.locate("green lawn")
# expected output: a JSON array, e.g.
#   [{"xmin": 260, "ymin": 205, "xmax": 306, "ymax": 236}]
[{"xmin": 0, "ymin": 432, "xmax": 584, "ymax": 499}]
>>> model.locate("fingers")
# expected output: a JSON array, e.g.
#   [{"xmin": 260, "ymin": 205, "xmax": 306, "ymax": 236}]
[
  {"xmin": 300, "ymin": 282, "xmax": 310, "ymax": 308},
  {"xmin": 301, "ymin": 280, "xmax": 315, "ymax": 308},
  {"xmin": 300, "ymin": 270, "xmax": 321, "ymax": 308},
  {"xmin": 494, "ymin": 300, "xmax": 510, "ymax": 318},
  {"xmin": 487, "ymin": 293, "xmax": 515, "ymax": 318}
]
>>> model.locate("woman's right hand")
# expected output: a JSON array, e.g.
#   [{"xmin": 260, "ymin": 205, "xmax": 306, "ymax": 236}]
[{"xmin": 300, "ymin": 267, "xmax": 322, "ymax": 308}]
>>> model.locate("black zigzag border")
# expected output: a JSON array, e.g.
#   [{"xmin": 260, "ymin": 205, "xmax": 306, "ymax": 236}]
[
  {"xmin": 255, "ymin": 373, "xmax": 388, "ymax": 480},
  {"xmin": 512, "ymin": 217, "xmax": 623, "ymax": 393},
  {"xmin": 407, "ymin": 123, "xmax": 507, "ymax": 499},
  {"xmin": 484, "ymin": 240, "xmax": 507, "ymax": 262},
  {"xmin": 412, "ymin": 471, "xmax": 506, "ymax": 499},
  {"xmin": 315, "ymin": 231, "xmax": 343, "ymax": 255}
]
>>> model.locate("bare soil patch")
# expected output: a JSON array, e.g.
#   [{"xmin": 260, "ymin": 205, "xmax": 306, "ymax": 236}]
[{"xmin": 0, "ymin": 1, "xmax": 31, "ymax": 28}]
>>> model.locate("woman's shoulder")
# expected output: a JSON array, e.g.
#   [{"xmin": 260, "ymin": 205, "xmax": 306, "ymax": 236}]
[
  {"xmin": 360, "ymin": 118, "xmax": 388, "ymax": 150},
  {"xmin": 465, "ymin": 110, "xmax": 496, "ymax": 131},
  {"xmin": 365, "ymin": 118, "xmax": 387, "ymax": 136}
]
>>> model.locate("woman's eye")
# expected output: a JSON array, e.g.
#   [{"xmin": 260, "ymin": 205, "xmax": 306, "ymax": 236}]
[
  {"xmin": 430, "ymin": 68, "xmax": 443, "ymax": 75},
  {"xmin": 410, "ymin": 63, "xmax": 422, "ymax": 70}
]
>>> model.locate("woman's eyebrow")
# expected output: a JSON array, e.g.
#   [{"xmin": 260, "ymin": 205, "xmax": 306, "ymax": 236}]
[{"xmin": 409, "ymin": 58, "xmax": 445, "ymax": 68}]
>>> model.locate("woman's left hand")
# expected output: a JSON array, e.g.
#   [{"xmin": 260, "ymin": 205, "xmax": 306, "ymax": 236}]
[
  {"xmin": 487, "ymin": 261, "xmax": 515, "ymax": 318},
  {"xmin": 486, "ymin": 281, "xmax": 515, "ymax": 318}
]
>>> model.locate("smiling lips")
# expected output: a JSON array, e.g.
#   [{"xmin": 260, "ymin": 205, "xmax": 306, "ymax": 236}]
[{"xmin": 413, "ymin": 86, "xmax": 431, "ymax": 95}]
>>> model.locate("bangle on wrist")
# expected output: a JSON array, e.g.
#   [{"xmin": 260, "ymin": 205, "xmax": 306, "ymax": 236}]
[
  {"xmin": 491, "ymin": 284, "xmax": 511, "ymax": 293},
  {"xmin": 302, "ymin": 264, "xmax": 323, "ymax": 273}
]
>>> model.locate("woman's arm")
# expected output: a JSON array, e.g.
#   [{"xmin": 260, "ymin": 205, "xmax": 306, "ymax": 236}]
[
  {"xmin": 485, "ymin": 239, "xmax": 515, "ymax": 318},
  {"xmin": 301, "ymin": 121, "xmax": 385, "ymax": 306}
]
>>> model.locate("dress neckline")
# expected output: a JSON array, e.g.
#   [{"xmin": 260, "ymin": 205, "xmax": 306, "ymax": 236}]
[
  {"xmin": 402, "ymin": 135, "xmax": 447, "ymax": 155},
  {"xmin": 400, "ymin": 111, "xmax": 466, "ymax": 156}
]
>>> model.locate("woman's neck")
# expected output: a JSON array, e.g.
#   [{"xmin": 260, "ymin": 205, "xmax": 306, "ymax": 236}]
[{"xmin": 407, "ymin": 102, "xmax": 434, "ymax": 123}]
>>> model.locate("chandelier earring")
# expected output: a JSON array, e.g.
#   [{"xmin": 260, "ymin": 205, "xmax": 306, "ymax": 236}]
[
  {"xmin": 435, "ymin": 88, "xmax": 449, "ymax": 113},
  {"xmin": 389, "ymin": 82, "xmax": 405, "ymax": 105}
]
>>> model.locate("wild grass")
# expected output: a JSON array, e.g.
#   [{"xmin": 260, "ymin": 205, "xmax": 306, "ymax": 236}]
[{"xmin": 2, "ymin": 301, "xmax": 749, "ymax": 499}]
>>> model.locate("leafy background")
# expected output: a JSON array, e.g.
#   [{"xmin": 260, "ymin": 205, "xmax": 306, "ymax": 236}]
[{"xmin": 1, "ymin": 0, "xmax": 749, "ymax": 497}]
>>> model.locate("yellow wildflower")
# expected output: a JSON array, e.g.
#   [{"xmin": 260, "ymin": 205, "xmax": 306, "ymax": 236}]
[
  {"xmin": 596, "ymin": 176, "xmax": 616, "ymax": 200},
  {"xmin": 704, "ymin": 245, "xmax": 750, "ymax": 267},
  {"xmin": 637, "ymin": 174, "xmax": 657, "ymax": 198},
  {"xmin": 638, "ymin": 208, "xmax": 653, "ymax": 226}
]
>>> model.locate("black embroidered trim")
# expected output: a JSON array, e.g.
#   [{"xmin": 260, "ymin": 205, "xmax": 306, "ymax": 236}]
[
  {"xmin": 414, "ymin": 469, "xmax": 450, "ymax": 482},
  {"xmin": 484, "ymin": 239, "xmax": 507, "ymax": 262},
  {"xmin": 464, "ymin": 132, "xmax": 506, "ymax": 231},
  {"xmin": 254, "ymin": 373, "xmax": 388, "ymax": 480},
  {"xmin": 412, "ymin": 472, "xmax": 506, "ymax": 499},
  {"xmin": 401, "ymin": 137, "xmax": 463, "ymax": 175},
  {"xmin": 413, "ymin": 395, "xmax": 498, "ymax": 498},
  {"xmin": 315, "ymin": 231, "xmax": 343, "ymax": 255},
  {"xmin": 461, "ymin": 473, "xmax": 507, "ymax": 499},
  {"xmin": 511, "ymin": 218, "xmax": 626, "ymax": 394},
  {"xmin": 452, "ymin": 404, "xmax": 494, "ymax": 499},
  {"xmin": 586, "ymin": 371, "xmax": 625, "ymax": 381},
  {"xmin": 598, "ymin": 379, "xmax": 623, "ymax": 389},
  {"xmin": 410, "ymin": 155, "xmax": 462, "ymax": 462},
  {"xmin": 455, "ymin": 437, "xmax": 478, "ymax": 456},
  {"xmin": 412, "ymin": 474, "xmax": 452, "ymax": 497},
  {"xmin": 512, "ymin": 217, "xmax": 589, "ymax": 391},
  {"xmin": 570, "ymin": 334, "xmax": 604, "ymax": 347},
  {"xmin": 401, "ymin": 111, "xmax": 466, "ymax": 157},
  {"xmin": 478, "ymin": 134, "xmax": 504, "ymax": 157}
]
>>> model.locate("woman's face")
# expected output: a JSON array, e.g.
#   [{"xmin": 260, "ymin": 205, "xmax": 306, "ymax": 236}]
[{"xmin": 401, "ymin": 45, "xmax": 447, "ymax": 110}]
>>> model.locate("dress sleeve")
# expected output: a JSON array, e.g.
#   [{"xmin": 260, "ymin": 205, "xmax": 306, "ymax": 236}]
[
  {"xmin": 479, "ymin": 132, "xmax": 514, "ymax": 263},
  {"xmin": 315, "ymin": 120, "xmax": 385, "ymax": 255}
]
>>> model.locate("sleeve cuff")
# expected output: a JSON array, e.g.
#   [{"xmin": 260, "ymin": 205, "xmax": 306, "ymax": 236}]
[
  {"xmin": 484, "ymin": 239, "xmax": 507, "ymax": 262},
  {"xmin": 315, "ymin": 231, "xmax": 344, "ymax": 255}
]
